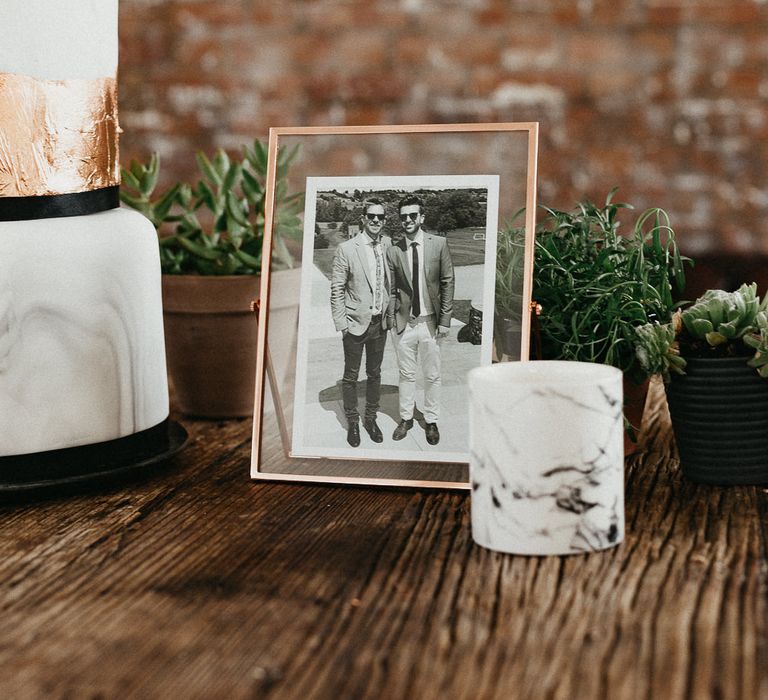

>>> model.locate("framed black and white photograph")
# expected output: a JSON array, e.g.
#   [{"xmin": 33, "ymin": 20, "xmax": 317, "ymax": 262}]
[
  {"xmin": 251, "ymin": 123, "xmax": 538, "ymax": 488},
  {"xmin": 292, "ymin": 175, "xmax": 499, "ymax": 463}
]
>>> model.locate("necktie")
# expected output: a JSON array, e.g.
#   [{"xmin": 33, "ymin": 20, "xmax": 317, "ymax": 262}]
[
  {"xmin": 373, "ymin": 242, "xmax": 382, "ymax": 312},
  {"xmin": 411, "ymin": 242, "xmax": 421, "ymax": 317}
]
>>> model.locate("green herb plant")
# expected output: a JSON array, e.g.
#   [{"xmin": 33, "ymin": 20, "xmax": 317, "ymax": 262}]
[
  {"xmin": 533, "ymin": 188, "xmax": 689, "ymax": 385},
  {"xmin": 636, "ymin": 283, "xmax": 768, "ymax": 380},
  {"xmin": 496, "ymin": 219, "xmax": 526, "ymax": 321},
  {"xmin": 120, "ymin": 140, "xmax": 303, "ymax": 274},
  {"xmin": 493, "ymin": 220, "xmax": 527, "ymax": 358}
]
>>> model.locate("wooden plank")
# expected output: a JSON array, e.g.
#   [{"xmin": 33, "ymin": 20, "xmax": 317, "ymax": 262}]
[{"xmin": 0, "ymin": 382, "xmax": 765, "ymax": 699}]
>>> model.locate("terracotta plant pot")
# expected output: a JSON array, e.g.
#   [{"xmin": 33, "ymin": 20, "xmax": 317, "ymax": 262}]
[
  {"xmin": 162, "ymin": 269, "xmax": 302, "ymax": 419},
  {"xmin": 666, "ymin": 356, "xmax": 768, "ymax": 485},
  {"xmin": 162, "ymin": 275, "xmax": 261, "ymax": 417},
  {"xmin": 623, "ymin": 377, "xmax": 650, "ymax": 456},
  {"xmin": 493, "ymin": 315, "xmax": 523, "ymax": 360}
]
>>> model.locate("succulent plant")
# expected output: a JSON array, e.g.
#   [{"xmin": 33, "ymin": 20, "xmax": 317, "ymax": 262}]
[
  {"xmin": 120, "ymin": 139, "xmax": 303, "ymax": 275},
  {"xmin": 636, "ymin": 283, "xmax": 768, "ymax": 381},
  {"xmin": 744, "ymin": 310, "xmax": 768, "ymax": 378},
  {"xmin": 680, "ymin": 283, "xmax": 763, "ymax": 347},
  {"xmin": 635, "ymin": 313, "xmax": 686, "ymax": 378}
]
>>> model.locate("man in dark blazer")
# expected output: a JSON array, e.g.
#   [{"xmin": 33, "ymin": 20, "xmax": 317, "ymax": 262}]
[
  {"xmin": 386, "ymin": 194, "xmax": 455, "ymax": 445},
  {"xmin": 330, "ymin": 199, "xmax": 392, "ymax": 447}
]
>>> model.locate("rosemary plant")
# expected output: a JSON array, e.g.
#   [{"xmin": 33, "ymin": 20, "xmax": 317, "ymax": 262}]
[
  {"xmin": 533, "ymin": 189, "xmax": 689, "ymax": 384},
  {"xmin": 496, "ymin": 220, "xmax": 526, "ymax": 321}
]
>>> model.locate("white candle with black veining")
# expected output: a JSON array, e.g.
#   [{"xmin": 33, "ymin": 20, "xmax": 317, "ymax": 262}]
[{"xmin": 468, "ymin": 361, "xmax": 624, "ymax": 556}]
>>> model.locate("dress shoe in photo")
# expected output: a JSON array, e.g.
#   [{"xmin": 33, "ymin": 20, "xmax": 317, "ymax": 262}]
[
  {"xmin": 363, "ymin": 419, "xmax": 383, "ymax": 443},
  {"xmin": 347, "ymin": 422, "xmax": 361, "ymax": 447},
  {"xmin": 392, "ymin": 418, "xmax": 413, "ymax": 441},
  {"xmin": 425, "ymin": 423, "xmax": 440, "ymax": 445}
]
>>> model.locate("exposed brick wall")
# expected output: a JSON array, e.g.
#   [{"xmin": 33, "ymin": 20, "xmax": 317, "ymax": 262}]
[{"xmin": 119, "ymin": 0, "xmax": 768, "ymax": 257}]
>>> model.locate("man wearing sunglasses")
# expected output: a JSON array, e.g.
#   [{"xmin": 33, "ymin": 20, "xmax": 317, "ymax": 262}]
[
  {"xmin": 386, "ymin": 194, "xmax": 455, "ymax": 446},
  {"xmin": 330, "ymin": 199, "xmax": 392, "ymax": 447}
]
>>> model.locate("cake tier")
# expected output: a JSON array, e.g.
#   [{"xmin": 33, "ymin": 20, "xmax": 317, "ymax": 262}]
[
  {"xmin": 0, "ymin": 1, "xmax": 116, "ymax": 81},
  {"xmin": 0, "ymin": 208, "xmax": 169, "ymax": 457},
  {"xmin": 0, "ymin": 0, "xmax": 119, "ymax": 199}
]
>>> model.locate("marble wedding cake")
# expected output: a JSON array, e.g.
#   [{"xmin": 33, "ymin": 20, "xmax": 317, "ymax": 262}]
[{"xmin": 0, "ymin": 0, "xmax": 169, "ymax": 458}]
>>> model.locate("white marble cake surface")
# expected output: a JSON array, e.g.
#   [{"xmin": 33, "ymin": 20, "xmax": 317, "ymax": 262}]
[
  {"xmin": 0, "ymin": 208, "xmax": 169, "ymax": 457},
  {"xmin": 0, "ymin": 0, "xmax": 116, "ymax": 80},
  {"xmin": 469, "ymin": 361, "xmax": 624, "ymax": 556}
]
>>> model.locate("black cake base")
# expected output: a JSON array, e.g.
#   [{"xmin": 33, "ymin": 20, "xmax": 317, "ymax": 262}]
[{"xmin": 0, "ymin": 419, "xmax": 188, "ymax": 499}]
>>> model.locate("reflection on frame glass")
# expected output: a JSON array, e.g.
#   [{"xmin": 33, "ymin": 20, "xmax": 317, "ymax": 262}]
[{"xmin": 252, "ymin": 124, "xmax": 538, "ymax": 488}]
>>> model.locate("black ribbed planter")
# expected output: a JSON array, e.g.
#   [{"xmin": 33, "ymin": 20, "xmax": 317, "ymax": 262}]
[{"xmin": 666, "ymin": 356, "xmax": 768, "ymax": 485}]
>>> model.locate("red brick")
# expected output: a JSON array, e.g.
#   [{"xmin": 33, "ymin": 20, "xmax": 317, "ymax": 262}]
[
  {"xmin": 304, "ymin": 75, "xmax": 343, "ymax": 102},
  {"xmin": 647, "ymin": 6, "xmax": 684, "ymax": 24},
  {"xmin": 344, "ymin": 73, "xmax": 407, "ymax": 103},
  {"xmin": 695, "ymin": 4, "xmax": 764, "ymax": 25},
  {"xmin": 723, "ymin": 71, "xmax": 763, "ymax": 98},
  {"xmin": 344, "ymin": 105, "xmax": 389, "ymax": 126},
  {"xmin": 475, "ymin": 5, "xmax": 511, "ymax": 27},
  {"xmin": 448, "ymin": 41, "xmax": 501, "ymax": 67},
  {"xmin": 586, "ymin": 0, "xmax": 647, "ymax": 26},
  {"xmin": 566, "ymin": 34, "xmax": 635, "ymax": 67},
  {"xmin": 551, "ymin": 5, "xmax": 582, "ymax": 25},
  {"xmin": 291, "ymin": 34, "xmax": 333, "ymax": 66},
  {"xmin": 396, "ymin": 35, "xmax": 429, "ymax": 64}
]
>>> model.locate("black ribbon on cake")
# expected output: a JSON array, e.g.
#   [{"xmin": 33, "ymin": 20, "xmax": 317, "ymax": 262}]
[
  {"xmin": 0, "ymin": 186, "xmax": 120, "ymax": 222},
  {"xmin": 0, "ymin": 419, "xmax": 187, "ymax": 492}
]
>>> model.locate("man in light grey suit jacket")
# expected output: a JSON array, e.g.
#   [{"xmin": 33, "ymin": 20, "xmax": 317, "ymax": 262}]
[
  {"xmin": 330, "ymin": 199, "xmax": 392, "ymax": 447},
  {"xmin": 386, "ymin": 194, "xmax": 455, "ymax": 445}
]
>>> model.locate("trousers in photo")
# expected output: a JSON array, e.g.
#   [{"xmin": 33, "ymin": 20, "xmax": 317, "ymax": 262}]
[
  {"xmin": 342, "ymin": 315, "xmax": 386, "ymax": 423},
  {"xmin": 393, "ymin": 315, "xmax": 441, "ymax": 423}
]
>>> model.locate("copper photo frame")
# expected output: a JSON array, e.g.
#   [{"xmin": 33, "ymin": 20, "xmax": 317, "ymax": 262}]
[{"xmin": 251, "ymin": 123, "xmax": 538, "ymax": 488}]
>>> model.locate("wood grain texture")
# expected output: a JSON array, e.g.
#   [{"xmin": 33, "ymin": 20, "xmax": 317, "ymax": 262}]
[{"xmin": 0, "ymin": 379, "xmax": 766, "ymax": 699}]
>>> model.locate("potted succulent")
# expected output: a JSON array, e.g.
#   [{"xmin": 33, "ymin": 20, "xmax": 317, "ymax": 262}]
[
  {"xmin": 532, "ymin": 189, "xmax": 689, "ymax": 448},
  {"xmin": 635, "ymin": 283, "xmax": 768, "ymax": 484},
  {"xmin": 121, "ymin": 140, "xmax": 303, "ymax": 417}
]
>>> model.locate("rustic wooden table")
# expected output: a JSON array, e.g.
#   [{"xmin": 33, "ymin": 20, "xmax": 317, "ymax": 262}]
[{"xmin": 1, "ymin": 381, "xmax": 766, "ymax": 699}]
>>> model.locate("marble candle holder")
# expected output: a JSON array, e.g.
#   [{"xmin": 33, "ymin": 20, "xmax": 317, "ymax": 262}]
[{"xmin": 468, "ymin": 361, "xmax": 624, "ymax": 556}]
